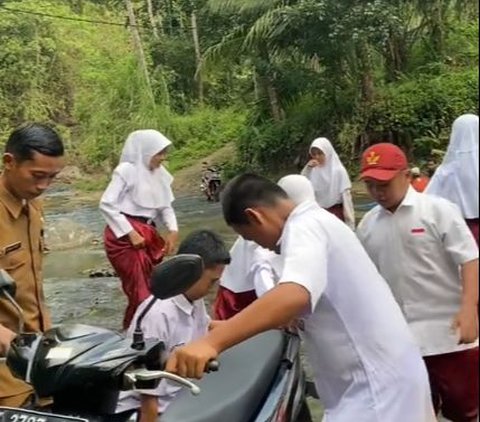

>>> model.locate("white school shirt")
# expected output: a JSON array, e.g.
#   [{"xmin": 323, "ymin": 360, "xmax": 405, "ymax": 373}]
[
  {"xmin": 357, "ymin": 187, "xmax": 479, "ymax": 357},
  {"xmin": 116, "ymin": 295, "xmax": 209, "ymax": 414},
  {"xmin": 278, "ymin": 201, "xmax": 435, "ymax": 422},
  {"xmin": 251, "ymin": 247, "xmax": 283, "ymax": 297},
  {"xmin": 219, "ymin": 237, "xmax": 282, "ymax": 296},
  {"xmin": 100, "ymin": 164, "xmax": 178, "ymax": 238}
]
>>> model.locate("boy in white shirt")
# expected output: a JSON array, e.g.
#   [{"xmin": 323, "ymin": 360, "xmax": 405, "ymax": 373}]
[
  {"xmin": 357, "ymin": 143, "xmax": 479, "ymax": 422},
  {"xmin": 165, "ymin": 173, "xmax": 436, "ymax": 422},
  {"xmin": 115, "ymin": 230, "xmax": 230, "ymax": 422},
  {"xmin": 213, "ymin": 175, "xmax": 313, "ymax": 319}
]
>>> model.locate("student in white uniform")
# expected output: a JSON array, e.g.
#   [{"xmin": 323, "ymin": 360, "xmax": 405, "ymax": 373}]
[
  {"xmin": 426, "ymin": 114, "xmax": 479, "ymax": 246},
  {"xmin": 100, "ymin": 129, "xmax": 179, "ymax": 329},
  {"xmin": 301, "ymin": 137, "xmax": 355, "ymax": 229},
  {"xmin": 165, "ymin": 173, "xmax": 436, "ymax": 422},
  {"xmin": 213, "ymin": 175, "xmax": 313, "ymax": 319},
  {"xmin": 357, "ymin": 143, "xmax": 479, "ymax": 422},
  {"xmin": 115, "ymin": 230, "xmax": 231, "ymax": 422}
]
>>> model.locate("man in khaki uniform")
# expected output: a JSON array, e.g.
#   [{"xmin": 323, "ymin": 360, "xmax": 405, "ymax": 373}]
[{"xmin": 0, "ymin": 123, "xmax": 64, "ymax": 408}]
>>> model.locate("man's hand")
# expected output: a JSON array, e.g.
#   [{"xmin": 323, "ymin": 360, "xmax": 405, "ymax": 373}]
[
  {"xmin": 164, "ymin": 231, "xmax": 179, "ymax": 256},
  {"xmin": 452, "ymin": 304, "xmax": 479, "ymax": 344},
  {"xmin": 0, "ymin": 324, "xmax": 16, "ymax": 357},
  {"xmin": 165, "ymin": 339, "xmax": 218, "ymax": 379},
  {"xmin": 128, "ymin": 230, "xmax": 146, "ymax": 249}
]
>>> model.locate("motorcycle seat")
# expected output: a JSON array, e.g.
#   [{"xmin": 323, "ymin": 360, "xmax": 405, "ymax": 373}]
[{"xmin": 162, "ymin": 330, "xmax": 285, "ymax": 422}]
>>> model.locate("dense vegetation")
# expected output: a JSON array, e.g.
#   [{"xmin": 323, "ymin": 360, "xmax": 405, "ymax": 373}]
[{"xmin": 0, "ymin": 0, "xmax": 478, "ymax": 178}]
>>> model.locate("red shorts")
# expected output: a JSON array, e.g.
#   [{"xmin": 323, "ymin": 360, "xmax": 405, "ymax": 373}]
[{"xmin": 424, "ymin": 347, "xmax": 479, "ymax": 421}]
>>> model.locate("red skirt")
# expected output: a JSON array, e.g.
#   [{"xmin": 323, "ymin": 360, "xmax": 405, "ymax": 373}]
[
  {"xmin": 104, "ymin": 217, "xmax": 165, "ymax": 329},
  {"xmin": 466, "ymin": 218, "xmax": 479, "ymax": 247},
  {"xmin": 213, "ymin": 286, "xmax": 257, "ymax": 320},
  {"xmin": 326, "ymin": 203, "xmax": 345, "ymax": 222}
]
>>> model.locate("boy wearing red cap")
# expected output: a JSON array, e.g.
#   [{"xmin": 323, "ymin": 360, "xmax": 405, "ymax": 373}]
[{"xmin": 357, "ymin": 143, "xmax": 479, "ymax": 422}]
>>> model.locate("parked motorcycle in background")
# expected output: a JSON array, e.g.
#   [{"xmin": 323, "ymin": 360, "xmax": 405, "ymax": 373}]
[{"xmin": 200, "ymin": 164, "xmax": 222, "ymax": 202}]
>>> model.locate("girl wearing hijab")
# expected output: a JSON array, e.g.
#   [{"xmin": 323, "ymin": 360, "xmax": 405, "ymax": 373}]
[
  {"xmin": 213, "ymin": 175, "xmax": 315, "ymax": 319},
  {"xmin": 100, "ymin": 130, "xmax": 179, "ymax": 329},
  {"xmin": 301, "ymin": 138, "xmax": 355, "ymax": 229},
  {"xmin": 426, "ymin": 114, "xmax": 479, "ymax": 245}
]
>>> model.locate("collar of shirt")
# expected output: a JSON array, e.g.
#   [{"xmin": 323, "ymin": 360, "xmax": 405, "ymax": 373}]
[
  {"xmin": 171, "ymin": 294, "xmax": 196, "ymax": 316},
  {"xmin": 0, "ymin": 178, "xmax": 25, "ymax": 219},
  {"xmin": 276, "ymin": 200, "xmax": 319, "ymax": 251},
  {"xmin": 379, "ymin": 186, "xmax": 419, "ymax": 216}
]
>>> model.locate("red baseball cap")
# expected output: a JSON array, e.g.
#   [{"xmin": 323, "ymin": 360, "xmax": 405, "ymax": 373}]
[{"xmin": 360, "ymin": 143, "xmax": 408, "ymax": 181}]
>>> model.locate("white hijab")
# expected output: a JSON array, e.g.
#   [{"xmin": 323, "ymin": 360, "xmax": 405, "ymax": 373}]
[
  {"xmin": 277, "ymin": 174, "xmax": 315, "ymax": 204},
  {"xmin": 302, "ymin": 137, "xmax": 352, "ymax": 208},
  {"xmin": 220, "ymin": 174, "xmax": 315, "ymax": 293},
  {"xmin": 119, "ymin": 129, "xmax": 174, "ymax": 209},
  {"xmin": 426, "ymin": 114, "xmax": 479, "ymax": 219}
]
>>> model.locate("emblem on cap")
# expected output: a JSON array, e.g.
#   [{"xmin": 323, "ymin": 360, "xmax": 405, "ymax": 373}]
[{"xmin": 366, "ymin": 151, "xmax": 380, "ymax": 166}]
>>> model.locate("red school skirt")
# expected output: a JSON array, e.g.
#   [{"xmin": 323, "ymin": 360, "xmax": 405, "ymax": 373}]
[
  {"xmin": 213, "ymin": 286, "xmax": 258, "ymax": 320},
  {"xmin": 104, "ymin": 216, "xmax": 165, "ymax": 329},
  {"xmin": 465, "ymin": 218, "xmax": 479, "ymax": 247},
  {"xmin": 326, "ymin": 203, "xmax": 345, "ymax": 222}
]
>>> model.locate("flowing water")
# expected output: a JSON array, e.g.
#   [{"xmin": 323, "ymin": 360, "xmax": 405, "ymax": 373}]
[{"xmin": 42, "ymin": 185, "xmax": 374, "ymax": 421}]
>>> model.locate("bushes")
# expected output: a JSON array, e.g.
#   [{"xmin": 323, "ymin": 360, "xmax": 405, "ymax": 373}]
[
  {"xmin": 237, "ymin": 66, "xmax": 478, "ymax": 174},
  {"xmin": 166, "ymin": 107, "xmax": 246, "ymax": 172},
  {"xmin": 369, "ymin": 68, "xmax": 479, "ymax": 157}
]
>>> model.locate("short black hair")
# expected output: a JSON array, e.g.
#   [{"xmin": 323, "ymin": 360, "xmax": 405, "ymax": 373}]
[
  {"xmin": 177, "ymin": 230, "xmax": 231, "ymax": 269},
  {"xmin": 5, "ymin": 123, "xmax": 64, "ymax": 162},
  {"xmin": 221, "ymin": 173, "xmax": 288, "ymax": 225}
]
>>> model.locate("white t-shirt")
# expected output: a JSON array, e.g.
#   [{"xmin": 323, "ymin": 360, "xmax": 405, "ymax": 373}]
[
  {"xmin": 278, "ymin": 201, "xmax": 435, "ymax": 422},
  {"xmin": 116, "ymin": 295, "xmax": 209, "ymax": 414},
  {"xmin": 357, "ymin": 187, "xmax": 479, "ymax": 356}
]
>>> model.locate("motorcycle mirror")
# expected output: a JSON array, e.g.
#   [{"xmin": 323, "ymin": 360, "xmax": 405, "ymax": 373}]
[
  {"xmin": 150, "ymin": 254, "xmax": 204, "ymax": 300},
  {"xmin": 0, "ymin": 269, "xmax": 16, "ymax": 298}
]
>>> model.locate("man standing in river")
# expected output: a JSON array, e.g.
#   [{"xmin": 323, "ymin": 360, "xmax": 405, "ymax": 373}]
[{"xmin": 0, "ymin": 123, "xmax": 65, "ymax": 408}]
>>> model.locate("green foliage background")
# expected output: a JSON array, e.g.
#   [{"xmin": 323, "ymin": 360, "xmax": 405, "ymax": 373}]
[{"xmin": 0, "ymin": 0, "xmax": 477, "ymax": 179}]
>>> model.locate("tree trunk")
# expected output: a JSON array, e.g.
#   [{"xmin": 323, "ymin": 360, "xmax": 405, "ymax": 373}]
[
  {"xmin": 191, "ymin": 10, "xmax": 204, "ymax": 104},
  {"xmin": 253, "ymin": 67, "xmax": 260, "ymax": 102},
  {"xmin": 264, "ymin": 75, "xmax": 283, "ymax": 122},
  {"xmin": 356, "ymin": 42, "xmax": 375, "ymax": 104},
  {"xmin": 145, "ymin": 0, "xmax": 159, "ymax": 39},
  {"xmin": 430, "ymin": 0, "xmax": 445, "ymax": 56},
  {"xmin": 124, "ymin": 0, "xmax": 155, "ymax": 104},
  {"xmin": 385, "ymin": 31, "xmax": 408, "ymax": 81}
]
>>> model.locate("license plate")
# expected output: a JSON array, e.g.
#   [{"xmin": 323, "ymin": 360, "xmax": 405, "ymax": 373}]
[{"xmin": 0, "ymin": 407, "xmax": 88, "ymax": 422}]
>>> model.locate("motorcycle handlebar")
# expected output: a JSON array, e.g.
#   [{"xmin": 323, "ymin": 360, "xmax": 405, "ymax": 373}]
[
  {"xmin": 124, "ymin": 360, "xmax": 220, "ymax": 397},
  {"xmin": 206, "ymin": 359, "xmax": 219, "ymax": 373}
]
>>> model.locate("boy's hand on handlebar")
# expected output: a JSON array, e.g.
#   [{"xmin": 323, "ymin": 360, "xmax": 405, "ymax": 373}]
[{"xmin": 166, "ymin": 339, "xmax": 218, "ymax": 379}]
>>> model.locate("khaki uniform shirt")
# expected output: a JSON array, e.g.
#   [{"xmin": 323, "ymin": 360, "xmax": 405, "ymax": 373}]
[{"xmin": 0, "ymin": 180, "xmax": 50, "ymax": 403}]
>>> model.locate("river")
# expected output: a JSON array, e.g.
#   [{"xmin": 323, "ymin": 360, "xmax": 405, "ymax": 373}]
[{"xmin": 42, "ymin": 186, "xmax": 374, "ymax": 421}]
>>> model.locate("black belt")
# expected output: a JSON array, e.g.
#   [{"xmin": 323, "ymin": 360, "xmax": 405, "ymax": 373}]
[{"xmin": 121, "ymin": 213, "xmax": 156, "ymax": 227}]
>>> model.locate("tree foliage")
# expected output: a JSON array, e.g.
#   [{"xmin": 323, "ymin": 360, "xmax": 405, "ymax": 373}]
[{"xmin": 0, "ymin": 0, "xmax": 477, "ymax": 175}]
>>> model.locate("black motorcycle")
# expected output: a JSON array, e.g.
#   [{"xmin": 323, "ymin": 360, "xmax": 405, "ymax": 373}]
[{"xmin": 0, "ymin": 256, "xmax": 311, "ymax": 422}]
